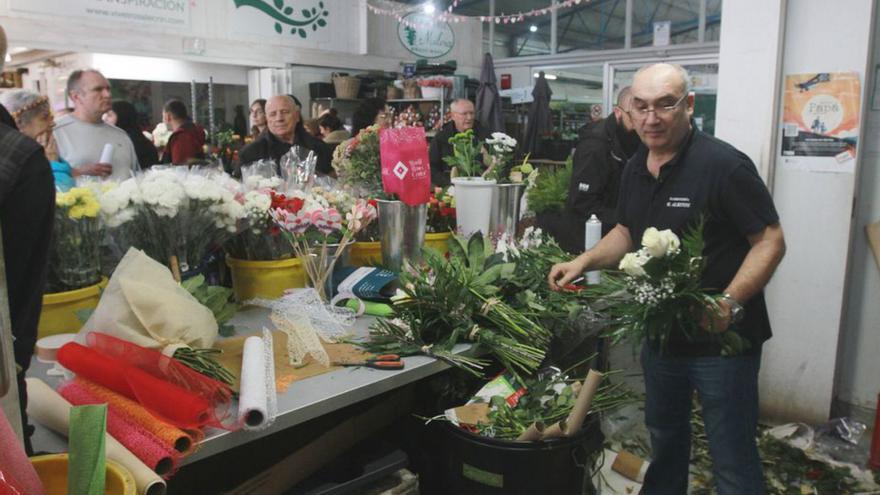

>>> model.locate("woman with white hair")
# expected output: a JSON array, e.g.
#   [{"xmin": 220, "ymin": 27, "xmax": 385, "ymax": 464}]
[{"xmin": 0, "ymin": 89, "xmax": 75, "ymax": 190}]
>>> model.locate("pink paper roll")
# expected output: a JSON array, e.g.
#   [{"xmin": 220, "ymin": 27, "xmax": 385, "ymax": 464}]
[
  {"xmin": 59, "ymin": 381, "xmax": 179, "ymax": 478},
  {"xmin": 0, "ymin": 407, "xmax": 46, "ymax": 495}
]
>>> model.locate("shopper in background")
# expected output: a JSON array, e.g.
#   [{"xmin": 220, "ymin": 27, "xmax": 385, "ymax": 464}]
[
  {"xmin": 54, "ymin": 69, "xmax": 139, "ymax": 180},
  {"xmin": 0, "ymin": 25, "xmax": 55, "ymax": 454},
  {"xmin": 111, "ymin": 100, "xmax": 159, "ymax": 170},
  {"xmin": 429, "ymin": 98, "xmax": 490, "ymax": 187},
  {"xmin": 239, "ymin": 94, "xmax": 333, "ymax": 175},
  {"xmin": 350, "ymin": 97, "xmax": 390, "ymax": 137},
  {"xmin": 538, "ymin": 86, "xmax": 641, "ymax": 253},
  {"xmin": 303, "ymin": 118, "xmax": 320, "ymax": 137},
  {"xmin": 160, "ymin": 99, "xmax": 205, "ymax": 165},
  {"xmin": 0, "ymin": 90, "xmax": 75, "ymax": 190},
  {"xmin": 249, "ymin": 98, "xmax": 267, "ymax": 138},
  {"xmin": 233, "ymin": 104, "xmax": 248, "ymax": 138},
  {"xmin": 549, "ymin": 63, "xmax": 786, "ymax": 495},
  {"xmin": 319, "ymin": 112, "xmax": 350, "ymax": 151}
]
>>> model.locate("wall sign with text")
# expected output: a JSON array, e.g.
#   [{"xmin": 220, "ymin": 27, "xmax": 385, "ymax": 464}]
[
  {"xmin": 397, "ymin": 13, "xmax": 455, "ymax": 59},
  {"xmin": 10, "ymin": 0, "xmax": 191, "ymax": 28}
]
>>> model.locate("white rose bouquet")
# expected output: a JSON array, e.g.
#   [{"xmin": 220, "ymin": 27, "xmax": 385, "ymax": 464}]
[{"xmin": 588, "ymin": 221, "xmax": 749, "ymax": 356}]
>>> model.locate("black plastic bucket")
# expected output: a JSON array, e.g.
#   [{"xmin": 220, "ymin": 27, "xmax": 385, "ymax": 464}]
[{"xmin": 439, "ymin": 416, "xmax": 604, "ymax": 495}]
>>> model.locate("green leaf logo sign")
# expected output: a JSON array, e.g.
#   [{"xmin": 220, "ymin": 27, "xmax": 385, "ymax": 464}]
[{"xmin": 233, "ymin": 0, "xmax": 329, "ymax": 38}]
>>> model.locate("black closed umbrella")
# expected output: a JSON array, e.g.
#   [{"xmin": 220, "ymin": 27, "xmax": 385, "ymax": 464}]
[
  {"xmin": 476, "ymin": 52, "xmax": 503, "ymax": 134},
  {"xmin": 521, "ymin": 71, "xmax": 554, "ymax": 157}
]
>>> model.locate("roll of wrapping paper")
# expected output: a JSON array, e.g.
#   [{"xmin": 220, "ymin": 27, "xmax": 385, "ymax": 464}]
[
  {"xmin": 542, "ymin": 369, "xmax": 604, "ymax": 440},
  {"xmin": 86, "ymin": 332, "xmax": 235, "ymax": 430},
  {"xmin": 59, "ymin": 381, "xmax": 179, "ymax": 477},
  {"xmin": 25, "ymin": 378, "xmax": 167, "ymax": 495},
  {"xmin": 57, "ymin": 342, "xmax": 213, "ymax": 429},
  {"xmin": 74, "ymin": 377, "xmax": 197, "ymax": 454},
  {"xmin": 515, "ymin": 422, "xmax": 545, "ymax": 442},
  {"xmin": 0, "ymin": 406, "xmax": 46, "ymax": 495},
  {"xmin": 238, "ymin": 333, "xmax": 276, "ymax": 430}
]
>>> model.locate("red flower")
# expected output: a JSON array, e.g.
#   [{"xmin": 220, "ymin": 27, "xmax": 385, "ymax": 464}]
[
  {"xmin": 367, "ymin": 198, "xmax": 378, "ymax": 209},
  {"xmin": 287, "ymin": 197, "xmax": 305, "ymax": 213},
  {"xmin": 440, "ymin": 207, "xmax": 455, "ymax": 217}
]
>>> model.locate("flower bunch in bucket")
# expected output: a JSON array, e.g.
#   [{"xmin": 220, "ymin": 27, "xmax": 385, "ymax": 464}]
[
  {"xmin": 270, "ymin": 191, "xmax": 378, "ymax": 302},
  {"xmin": 48, "ymin": 187, "xmax": 104, "ymax": 292},
  {"xmin": 588, "ymin": 221, "xmax": 750, "ymax": 356},
  {"xmin": 426, "ymin": 186, "xmax": 456, "ymax": 233},
  {"xmin": 334, "ymin": 125, "xmax": 384, "ymax": 198}
]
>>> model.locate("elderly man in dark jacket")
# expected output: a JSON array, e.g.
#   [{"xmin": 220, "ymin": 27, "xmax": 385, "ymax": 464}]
[
  {"xmin": 0, "ymin": 26, "xmax": 55, "ymax": 453},
  {"xmin": 239, "ymin": 95, "xmax": 333, "ymax": 176},
  {"xmin": 429, "ymin": 98, "xmax": 491, "ymax": 187},
  {"xmin": 539, "ymin": 87, "xmax": 641, "ymax": 253}
]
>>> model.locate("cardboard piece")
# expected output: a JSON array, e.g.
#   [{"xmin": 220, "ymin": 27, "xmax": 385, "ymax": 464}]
[
  {"xmin": 224, "ymin": 387, "xmax": 414, "ymax": 495},
  {"xmin": 611, "ymin": 450, "xmax": 648, "ymax": 483},
  {"xmin": 214, "ymin": 330, "xmax": 371, "ymax": 393},
  {"xmin": 447, "ymin": 403, "xmax": 490, "ymax": 426}
]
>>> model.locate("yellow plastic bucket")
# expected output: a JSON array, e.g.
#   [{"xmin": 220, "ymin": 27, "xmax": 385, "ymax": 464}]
[
  {"xmin": 424, "ymin": 232, "xmax": 453, "ymax": 257},
  {"xmin": 349, "ymin": 241, "xmax": 382, "ymax": 267},
  {"xmin": 30, "ymin": 453, "xmax": 137, "ymax": 495},
  {"xmin": 226, "ymin": 256, "xmax": 306, "ymax": 301},
  {"xmin": 38, "ymin": 278, "xmax": 107, "ymax": 340}
]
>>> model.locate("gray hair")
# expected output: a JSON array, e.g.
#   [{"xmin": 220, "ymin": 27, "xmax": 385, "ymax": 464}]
[
  {"xmin": 0, "ymin": 89, "xmax": 49, "ymax": 126},
  {"xmin": 450, "ymin": 98, "xmax": 474, "ymax": 113},
  {"xmin": 66, "ymin": 68, "xmax": 103, "ymax": 97},
  {"xmin": 616, "ymin": 86, "xmax": 633, "ymax": 106},
  {"xmin": 634, "ymin": 63, "xmax": 691, "ymax": 95}
]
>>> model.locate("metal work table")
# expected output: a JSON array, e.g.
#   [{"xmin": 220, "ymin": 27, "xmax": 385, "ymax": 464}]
[{"xmin": 28, "ymin": 307, "xmax": 462, "ymax": 465}]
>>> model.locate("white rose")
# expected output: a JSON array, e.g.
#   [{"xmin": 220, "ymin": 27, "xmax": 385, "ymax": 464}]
[
  {"xmin": 619, "ymin": 252, "xmax": 647, "ymax": 277},
  {"xmin": 661, "ymin": 230, "xmax": 681, "ymax": 256},
  {"xmin": 641, "ymin": 227, "xmax": 669, "ymax": 258}
]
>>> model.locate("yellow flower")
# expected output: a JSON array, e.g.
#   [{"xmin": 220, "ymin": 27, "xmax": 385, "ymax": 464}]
[
  {"xmin": 56, "ymin": 192, "xmax": 75, "ymax": 207},
  {"xmin": 69, "ymin": 205, "xmax": 85, "ymax": 219}
]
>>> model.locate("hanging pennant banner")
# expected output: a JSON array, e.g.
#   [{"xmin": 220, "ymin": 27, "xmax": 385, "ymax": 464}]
[{"xmin": 379, "ymin": 127, "xmax": 431, "ymax": 206}]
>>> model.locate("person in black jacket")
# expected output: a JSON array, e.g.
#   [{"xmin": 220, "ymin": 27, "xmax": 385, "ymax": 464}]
[
  {"xmin": 0, "ymin": 27, "xmax": 56, "ymax": 453},
  {"xmin": 429, "ymin": 98, "xmax": 491, "ymax": 187},
  {"xmin": 110, "ymin": 100, "xmax": 159, "ymax": 169},
  {"xmin": 239, "ymin": 95, "xmax": 333, "ymax": 176},
  {"xmin": 538, "ymin": 87, "xmax": 641, "ymax": 253}
]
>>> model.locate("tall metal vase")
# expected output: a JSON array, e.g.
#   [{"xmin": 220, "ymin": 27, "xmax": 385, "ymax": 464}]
[
  {"xmin": 377, "ymin": 200, "xmax": 427, "ymax": 272},
  {"xmin": 489, "ymin": 183, "xmax": 526, "ymax": 237}
]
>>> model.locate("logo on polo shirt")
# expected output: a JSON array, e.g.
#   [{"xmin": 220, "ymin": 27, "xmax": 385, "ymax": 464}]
[
  {"xmin": 666, "ymin": 196, "xmax": 691, "ymax": 208},
  {"xmin": 578, "ymin": 183, "xmax": 590, "ymax": 192}
]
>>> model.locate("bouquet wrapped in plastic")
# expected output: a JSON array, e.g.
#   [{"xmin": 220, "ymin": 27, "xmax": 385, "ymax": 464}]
[{"xmin": 48, "ymin": 187, "xmax": 103, "ymax": 292}]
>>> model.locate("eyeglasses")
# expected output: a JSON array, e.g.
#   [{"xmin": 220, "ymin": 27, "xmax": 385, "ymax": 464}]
[{"xmin": 629, "ymin": 93, "xmax": 688, "ymax": 120}]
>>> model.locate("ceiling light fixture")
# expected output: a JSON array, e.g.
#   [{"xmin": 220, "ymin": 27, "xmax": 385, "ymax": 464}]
[
  {"xmin": 534, "ymin": 73, "xmax": 557, "ymax": 80},
  {"xmin": 529, "ymin": 25, "xmax": 538, "ymax": 32},
  {"xmin": 423, "ymin": 3, "xmax": 436, "ymax": 14}
]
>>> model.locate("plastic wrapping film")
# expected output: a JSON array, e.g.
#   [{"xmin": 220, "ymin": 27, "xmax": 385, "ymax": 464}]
[
  {"xmin": 0, "ymin": 405, "xmax": 46, "ymax": 495},
  {"xmin": 238, "ymin": 329, "xmax": 277, "ymax": 430},
  {"xmin": 25, "ymin": 378, "xmax": 167, "ymax": 495},
  {"xmin": 247, "ymin": 288, "xmax": 356, "ymax": 343},
  {"xmin": 59, "ymin": 380, "xmax": 180, "ymax": 478}
]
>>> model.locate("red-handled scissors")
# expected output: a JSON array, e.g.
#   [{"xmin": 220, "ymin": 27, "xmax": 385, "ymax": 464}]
[{"xmin": 333, "ymin": 354, "xmax": 404, "ymax": 370}]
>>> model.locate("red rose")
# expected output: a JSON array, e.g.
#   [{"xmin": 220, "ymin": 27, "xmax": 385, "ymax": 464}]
[
  {"xmin": 287, "ymin": 197, "xmax": 305, "ymax": 213},
  {"xmin": 367, "ymin": 199, "xmax": 378, "ymax": 209}
]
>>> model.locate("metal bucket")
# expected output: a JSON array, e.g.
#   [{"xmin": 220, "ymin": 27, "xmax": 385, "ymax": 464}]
[
  {"xmin": 377, "ymin": 200, "xmax": 427, "ymax": 272},
  {"xmin": 489, "ymin": 183, "xmax": 526, "ymax": 237}
]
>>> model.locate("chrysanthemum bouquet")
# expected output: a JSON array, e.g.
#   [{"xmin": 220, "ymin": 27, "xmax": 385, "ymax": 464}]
[
  {"xmin": 270, "ymin": 192, "xmax": 378, "ymax": 302},
  {"xmin": 589, "ymin": 223, "xmax": 749, "ymax": 356},
  {"xmin": 48, "ymin": 187, "xmax": 104, "ymax": 292},
  {"xmin": 333, "ymin": 125, "xmax": 384, "ymax": 198}
]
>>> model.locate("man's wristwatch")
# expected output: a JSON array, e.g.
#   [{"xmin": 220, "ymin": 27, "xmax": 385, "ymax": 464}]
[{"xmin": 720, "ymin": 293, "xmax": 744, "ymax": 324}]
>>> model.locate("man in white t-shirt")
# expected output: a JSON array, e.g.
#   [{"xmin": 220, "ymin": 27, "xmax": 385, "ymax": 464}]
[{"xmin": 53, "ymin": 69, "xmax": 139, "ymax": 181}]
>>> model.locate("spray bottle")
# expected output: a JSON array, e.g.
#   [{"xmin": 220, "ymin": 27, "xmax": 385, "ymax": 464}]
[{"xmin": 585, "ymin": 214, "xmax": 602, "ymax": 285}]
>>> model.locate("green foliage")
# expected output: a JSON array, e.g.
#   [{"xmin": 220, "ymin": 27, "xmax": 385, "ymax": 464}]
[
  {"xmin": 181, "ymin": 275, "xmax": 239, "ymax": 337},
  {"xmin": 442, "ymin": 129, "xmax": 483, "ymax": 177},
  {"xmin": 526, "ymin": 156, "xmax": 572, "ymax": 214},
  {"xmin": 335, "ymin": 126, "xmax": 386, "ymax": 197}
]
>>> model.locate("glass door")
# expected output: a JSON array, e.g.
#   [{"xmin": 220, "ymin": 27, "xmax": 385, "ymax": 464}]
[{"xmin": 605, "ymin": 59, "xmax": 719, "ymax": 135}]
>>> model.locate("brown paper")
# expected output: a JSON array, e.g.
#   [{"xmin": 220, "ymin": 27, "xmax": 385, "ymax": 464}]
[
  {"xmin": 866, "ymin": 220, "xmax": 880, "ymax": 272},
  {"xmin": 611, "ymin": 450, "xmax": 647, "ymax": 483},
  {"xmin": 540, "ymin": 421, "xmax": 566, "ymax": 440},
  {"xmin": 25, "ymin": 378, "xmax": 167, "ymax": 495},
  {"xmin": 516, "ymin": 422, "xmax": 545, "ymax": 442},
  {"xmin": 451, "ymin": 403, "xmax": 490, "ymax": 426},
  {"xmin": 563, "ymin": 369, "xmax": 603, "ymax": 436},
  {"xmin": 214, "ymin": 330, "xmax": 371, "ymax": 393}
]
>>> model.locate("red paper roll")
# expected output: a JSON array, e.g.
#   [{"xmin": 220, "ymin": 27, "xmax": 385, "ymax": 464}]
[
  {"xmin": 57, "ymin": 338, "xmax": 223, "ymax": 430},
  {"xmin": 59, "ymin": 380, "xmax": 179, "ymax": 478}
]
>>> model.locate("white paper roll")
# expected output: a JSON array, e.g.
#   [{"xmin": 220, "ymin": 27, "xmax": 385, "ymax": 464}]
[
  {"xmin": 25, "ymin": 378, "xmax": 166, "ymax": 495},
  {"xmin": 238, "ymin": 330, "xmax": 276, "ymax": 430},
  {"xmin": 99, "ymin": 143, "xmax": 115, "ymax": 164}
]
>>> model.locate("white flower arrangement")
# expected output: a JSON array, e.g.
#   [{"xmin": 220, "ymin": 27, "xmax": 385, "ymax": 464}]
[
  {"xmin": 151, "ymin": 122, "xmax": 172, "ymax": 148},
  {"xmin": 485, "ymin": 132, "xmax": 517, "ymax": 154}
]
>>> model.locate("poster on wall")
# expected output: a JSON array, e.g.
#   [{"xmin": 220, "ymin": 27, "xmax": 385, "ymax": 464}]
[
  {"xmin": 397, "ymin": 13, "xmax": 455, "ymax": 59},
  {"xmin": 780, "ymin": 72, "xmax": 861, "ymax": 173},
  {"xmin": 229, "ymin": 0, "xmax": 337, "ymax": 46},
  {"xmin": 9, "ymin": 0, "xmax": 190, "ymax": 28}
]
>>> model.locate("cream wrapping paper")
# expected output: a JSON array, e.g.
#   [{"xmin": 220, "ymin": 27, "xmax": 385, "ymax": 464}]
[
  {"xmin": 79, "ymin": 248, "xmax": 217, "ymax": 351},
  {"xmin": 541, "ymin": 369, "xmax": 603, "ymax": 440},
  {"xmin": 237, "ymin": 329, "xmax": 277, "ymax": 430},
  {"xmin": 25, "ymin": 378, "xmax": 167, "ymax": 495}
]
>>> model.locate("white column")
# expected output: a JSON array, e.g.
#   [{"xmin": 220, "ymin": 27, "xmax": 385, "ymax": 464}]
[
  {"xmin": 625, "ymin": 0, "xmax": 633, "ymax": 49},
  {"xmin": 551, "ymin": 0, "xmax": 558, "ymax": 54},
  {"xmin": 488, "ymin": 0, "xmax": 495, "ymax": 57}
]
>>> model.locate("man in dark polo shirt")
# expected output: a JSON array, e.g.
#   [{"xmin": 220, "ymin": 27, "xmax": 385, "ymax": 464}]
[{"xmin": 549, "ymin": 63, "xmax": 786, "ymax": 494}]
